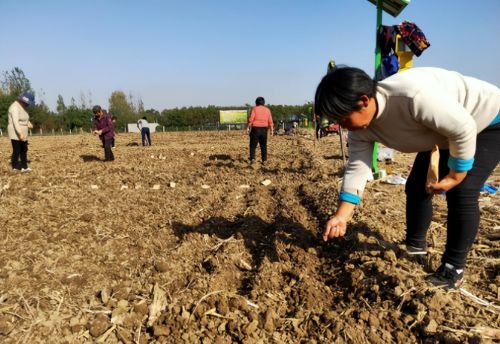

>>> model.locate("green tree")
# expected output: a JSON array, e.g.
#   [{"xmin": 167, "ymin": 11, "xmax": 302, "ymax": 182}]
[
  {"xmin": 0, "ymin": 94, "xmax": 16, "ymax": 129},
  {"xmin": 137, "ymin": 98, "xmax": 145, "ymax": 113},
  {"xmin": 56, "ymin": 95, "xmax": 66, "ymax": 115},
  {"xmin": 109, "ymin": 91, "xmax": 135, "ymax": 131},
  {"xmin": 109, "ymin": 91, "xmax": 133, "ymax": 118},
  {"xmin": 79, "ymin": 91, "xmax": 88, "ymax": 110},
  {"xmin": 159, "ymin": 106, "xmax": 223, "ymax": 128},
  {"xmin": 0, "ymin": 67, "xmax": 32, "ymax": 129},
  {"xmin": 1, "ymin": 67, "xmax": 32, "ymax": 96},
  {"xmin": 128, "ymin": 92, "xmax": 136, "ymax": 113},
  {"xmin": 141, "ymin": 108, "xmax": 160, "ymax": 122},
  {"xmin": 30, "ymin": 101, "xmax": 55, "ymax": 131},
  {"xmin": 64, "ymin": 105, "xmax": 92, "ymax": 131}
]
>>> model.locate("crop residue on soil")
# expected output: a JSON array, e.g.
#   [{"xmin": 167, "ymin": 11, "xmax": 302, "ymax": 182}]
[{"xmin": 0, "ymin": 131, "xmax": 499, "ymax": 343}]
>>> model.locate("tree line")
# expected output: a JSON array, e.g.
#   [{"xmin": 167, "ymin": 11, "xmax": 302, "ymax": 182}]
[{"xmin": 0, "ymin": 67, "xmax": 312, "ymax": 133}]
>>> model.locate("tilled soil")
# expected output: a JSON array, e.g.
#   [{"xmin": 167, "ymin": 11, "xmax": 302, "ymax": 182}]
[{"xmin": 0, "ymin": 131, "xmax": 499, "ymax": 343}]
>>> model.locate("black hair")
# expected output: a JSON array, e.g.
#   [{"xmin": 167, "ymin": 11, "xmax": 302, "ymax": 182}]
[
  {"xmin": 142, "ymin": 116, "xmax": 147, "ymax": 120},
  {"xmin": 92, "ymin": 105, "xmax": 102, "ymax": 114},
  {"xmin": 314, "ymin": 67, "xmax": 377, "ymax": 121},
  {"xmin": 111, "ymin": 116, "xmax": 117, "ymax": 120},
  {"xmin": 255, "ymin": 97, "xmax": 265, "ymax": 106}
]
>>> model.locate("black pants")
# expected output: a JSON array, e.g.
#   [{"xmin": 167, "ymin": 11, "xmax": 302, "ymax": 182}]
[
  {"xmin": 103, "ymin": 138, "xmax": 114, "ymax": 161},
  {"xmin": 102, "ymin": 137, "xmax": 115, "ymax": 148},
  {"xmin": 11, "ymin": 139, "xmax": 28, "ymax": 169},
  {"xmin": 141, "ymin": 127, "xmax": 151, "ymax": 146},
  {"xmin": 405, "ymin": 123, "xmax": 500, "ymax": 269},
  {"xmin": 249, "ymin": 127, "xmax": 269, "ymax": 162}
]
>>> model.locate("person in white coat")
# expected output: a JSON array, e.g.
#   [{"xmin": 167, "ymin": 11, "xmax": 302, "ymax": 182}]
[
  {"xmin": 8, "ymin": 92, "xmax": 35, "ymax": 172},
  {"xmin": 137, "ymin": 117, "xmax": 151, "ymax": 146}
]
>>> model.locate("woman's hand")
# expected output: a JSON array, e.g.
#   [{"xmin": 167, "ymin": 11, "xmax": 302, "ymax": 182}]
[
  {"xmin": 27, "ymin": 121, "xmax": 33, "ymax": 129},
  {"xmin": 426, "ymin": 170, "xmax": 467, "ymax": 194},
  {"xmin": 322, "ymin": 201, "xmax": 356, "ymax": 241},
  {"xmin": 323, "ymin": 215, "xmax": 348, "ymax": 241}
]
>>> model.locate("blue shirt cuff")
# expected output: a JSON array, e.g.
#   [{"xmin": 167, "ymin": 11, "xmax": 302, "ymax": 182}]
[
  {"xmin": 489, "ymin": 112, "xmax": 500, "ymax": 126},
  {"xmin": 448, "ymin": 156, "xmax": 474, "ymax": 172},
  {"xmin": 339, "ymin": 191, "xmax": 361, "ymax": 205}
]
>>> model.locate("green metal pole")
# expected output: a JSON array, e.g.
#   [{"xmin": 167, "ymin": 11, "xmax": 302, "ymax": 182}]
[
  {"xmin": 372, "ymin": 0, "xmax": 383, "ymax": 176},
  {"xmin": 375, "ymin": 0, "xmax": 383, "ymax": 75}
]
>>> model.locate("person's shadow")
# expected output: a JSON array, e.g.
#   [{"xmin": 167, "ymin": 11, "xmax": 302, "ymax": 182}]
[
  {"xmin": 205, "ymin": 154, "xmax": 236, "ymax": 168},
  {"xmin": 172, "ymin": 212, "xmax": 402, "ymax": 299},
  {"xmin": 80, "ymin": 154, "xmax": 101, "ymax": 162},
  {"xmin": 208, "ymin": 154, "xmax": 233, "ymax": 161},
  {"xmin": 172, "ymin": 214, "xmax": 319, "ymax": 295}
]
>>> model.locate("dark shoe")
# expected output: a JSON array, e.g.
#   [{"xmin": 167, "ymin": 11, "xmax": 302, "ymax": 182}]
[
  {"xmin": 403, "ymin": 244, "xmax": 428, "ymax": 266},
  {"xmin": 427, "ymin": 263, "xmax": 464, "ymax": 290},
  {"xmin": 406, "ymin": 245, "xmax": 427, "ymax": 256}
]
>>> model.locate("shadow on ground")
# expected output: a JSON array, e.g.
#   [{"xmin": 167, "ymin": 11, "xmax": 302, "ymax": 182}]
[
  {"xmin": 172, "ymin": 214, "xmax": 319, "ymax": 295},
  {"xmin": 80, "ymin": 154, "xmax": 101, "ymax": 162}
]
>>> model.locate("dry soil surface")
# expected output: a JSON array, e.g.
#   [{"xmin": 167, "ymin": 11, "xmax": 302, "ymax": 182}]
[{"xmin": 0, "ymin": 131, "xmax": 499, "ymax": 343}]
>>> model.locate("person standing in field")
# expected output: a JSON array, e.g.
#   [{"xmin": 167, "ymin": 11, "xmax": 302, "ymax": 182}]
[
  {"xmin": 137, "ymin": 116, "xmax": 152, "ymax": 146},
  {"xmin": 98, "ymin": 109, "xmax": 113, "ymax": 148},
  {"xmin": 247, "ymin": 96, "xmax": 274, "ymax": 164},
  {"xmin": 8, "ymin": 92, "xmax": 35, "ymax": 172},
  {"xmin": 92, "ymin": 105, "xmax": 115, "ymax": 161},
  {"xmin": 315, "ymin": 66, "xmax": 500, "ymax": 290}
]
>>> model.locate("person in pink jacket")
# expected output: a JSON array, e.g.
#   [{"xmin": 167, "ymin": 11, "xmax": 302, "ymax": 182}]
[{"xmin": 247, "ymin": 97, "xmax": 274, "ymax": 164}]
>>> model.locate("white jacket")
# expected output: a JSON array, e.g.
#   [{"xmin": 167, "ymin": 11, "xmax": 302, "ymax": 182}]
[
  {"xmin": 7, "ymin": 101, "xmax": 30, "ymax": 141},
  {"xmin": 342, "ymin": 67, "xmax": 500, "ymax": 201}
]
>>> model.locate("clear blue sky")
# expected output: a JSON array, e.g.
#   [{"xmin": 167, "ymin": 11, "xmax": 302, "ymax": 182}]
[{"xmin": 2, "ymin": 0, "xmax": 499, "ymax": 112}]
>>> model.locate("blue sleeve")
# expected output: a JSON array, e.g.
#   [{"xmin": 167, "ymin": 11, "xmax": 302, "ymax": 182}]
[
  {"xmin": 339, "ymin": 191, "xmax": 361, "ymax": 205},
  {"xmin": 448, "ymin": 156, "xmax": 474, "ymax": 172}
]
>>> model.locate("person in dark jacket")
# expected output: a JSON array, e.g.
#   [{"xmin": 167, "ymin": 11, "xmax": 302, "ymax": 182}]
[{"xmin": 92, "ymin": 105, "xmax": 115, "ymax": 161}]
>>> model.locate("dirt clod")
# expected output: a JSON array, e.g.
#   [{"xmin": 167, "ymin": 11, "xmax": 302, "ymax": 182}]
[
  {"xmin": 155, "ymin": 261, "xmax": 169, "ymax": 273},
  {"xmin": 89, "ymin": 314, "xmax": 110, "ymax": 337},
  {"xmin": 0, "ymin": 316, "xmax": 12, "ymax": 335},
  {"xmin": 153, "ymin": 324, "xmax": 170, "ymax": 337}
]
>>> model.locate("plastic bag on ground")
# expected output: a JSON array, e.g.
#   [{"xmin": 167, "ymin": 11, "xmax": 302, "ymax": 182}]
[{"xmin": 384, "ymin": 175, "xmax": 407, "ymax": 185}]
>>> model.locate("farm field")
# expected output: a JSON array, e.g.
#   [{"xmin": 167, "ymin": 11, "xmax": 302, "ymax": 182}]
[{"xmin": 0, "ymin": 131, "xmax": 499, "ymax": 343}]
